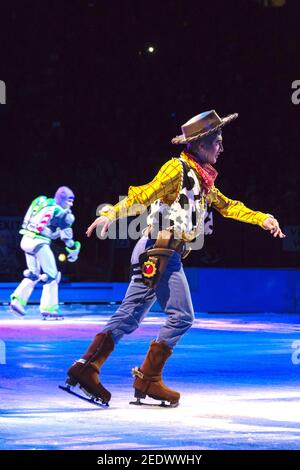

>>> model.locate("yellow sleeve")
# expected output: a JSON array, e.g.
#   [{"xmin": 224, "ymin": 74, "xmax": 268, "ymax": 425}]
[
  {"xmin": 100, "ymin": 158, "xmax": 182, "ymax": 221},
  {"xmin": 207, "ymin": 186, "xmax": 269, "ymax": 228}
]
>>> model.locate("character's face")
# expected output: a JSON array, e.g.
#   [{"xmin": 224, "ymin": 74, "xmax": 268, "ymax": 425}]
[
  {"xmin": 54, "ymin": 187, "xmax": 75, "ymax": 209},
  {"xmin": 64, "ymin": 198, "xmax": 74, "ymax": 209},
  {"xmin": 196, "ymin": 134, "xmax": 224, "ymax": 165}
]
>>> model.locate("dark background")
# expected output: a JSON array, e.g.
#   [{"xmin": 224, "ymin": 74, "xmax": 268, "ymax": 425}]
[{"xmin": 0, "ymin": 0, "xmax": 299, "ymax": 281}]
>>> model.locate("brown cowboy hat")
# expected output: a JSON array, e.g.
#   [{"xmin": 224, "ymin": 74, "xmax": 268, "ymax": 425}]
[{"xmin": 171, "ymin": 109, "xmax": 238, "ymax": 145}]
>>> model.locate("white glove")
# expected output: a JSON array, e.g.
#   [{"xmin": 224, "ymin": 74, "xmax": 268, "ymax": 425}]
[{"xmin": 66, "ymin": 241, "xmax": 81, "ymax": 263}]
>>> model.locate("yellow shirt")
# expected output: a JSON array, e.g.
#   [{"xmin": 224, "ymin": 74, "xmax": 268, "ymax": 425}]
[{"xmin": 101, "ymin": 152, "xmax": 269, "ymax": 228}]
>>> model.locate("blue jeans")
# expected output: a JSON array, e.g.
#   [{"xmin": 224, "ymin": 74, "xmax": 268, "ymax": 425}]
[{"xmin": 102, "ymin": 236, "xmax": 194, "ymax": 349}]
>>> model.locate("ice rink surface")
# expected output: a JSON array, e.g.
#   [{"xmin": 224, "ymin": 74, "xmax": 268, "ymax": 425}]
[{"xmin": 1, "ymin": 304, "xmax": 300, "ymax": 450}]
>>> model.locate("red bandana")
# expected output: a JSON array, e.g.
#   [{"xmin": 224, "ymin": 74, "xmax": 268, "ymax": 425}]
[{"xmin": 182, "ymin": 151, "xmax": 218, "ymax": 194}]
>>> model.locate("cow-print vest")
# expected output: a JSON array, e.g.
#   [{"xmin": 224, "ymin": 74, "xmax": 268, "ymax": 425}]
[{"xmin": 146, "ymin": 157, "xmax": 213, "ymax": 241}]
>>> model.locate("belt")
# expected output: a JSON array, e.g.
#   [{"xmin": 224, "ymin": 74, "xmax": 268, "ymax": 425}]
[{"xmin": 144, "ymin": 225, "xmax": 191, "ymax": 259}]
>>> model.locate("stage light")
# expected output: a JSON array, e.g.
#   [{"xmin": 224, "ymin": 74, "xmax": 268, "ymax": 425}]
[{"xmin": 147, "ymin": 46, "xmax": 155, "ymax": 53}]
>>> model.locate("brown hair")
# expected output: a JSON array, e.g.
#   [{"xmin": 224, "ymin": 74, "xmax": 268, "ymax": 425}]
[{"xmin": 187, "ymin": 129, "xmax": 222, "ymax": 153}]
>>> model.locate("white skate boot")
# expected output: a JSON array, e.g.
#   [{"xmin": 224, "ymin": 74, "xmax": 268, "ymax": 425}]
[
  {"xmin": 40, "ymin": 274, "xmax": 64, "ymax": 320},
  {"xmin": 9, "ymin": 297, "xmax": 26, "ymax": 316}
]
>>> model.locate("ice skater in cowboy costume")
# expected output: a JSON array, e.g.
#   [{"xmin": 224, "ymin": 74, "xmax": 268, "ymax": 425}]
[
  {"xmin": 10, "ymin": 186, "xmax": 81, "ymax": 320},
  {"xmin": 64, "ymin": 110, "xmax": 285, "ymax": 406}
]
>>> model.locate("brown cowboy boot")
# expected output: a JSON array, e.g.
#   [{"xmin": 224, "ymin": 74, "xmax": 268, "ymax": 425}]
[
  {"xmin": 132, "ymin": 340, "xmax": 180, "ymax": 406},
  {"xmin": 66, "ymin": 331, "xmax": 114, "ymax": 403}
]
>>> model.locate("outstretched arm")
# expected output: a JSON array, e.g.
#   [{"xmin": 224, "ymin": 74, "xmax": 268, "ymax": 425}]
[
  {"xmin": 208, "ymin": 186, "xmax": 285, "ymax": 238},
  {"xmin": 86, "ymin": 159, "xmax": 182, "ymax": 237}
]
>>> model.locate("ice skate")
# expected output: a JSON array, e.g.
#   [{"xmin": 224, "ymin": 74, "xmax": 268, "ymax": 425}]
[
  {"xmin": 40, "ymin": 278, "xmax": 64, "ymax": 320},
  {"xmin": 63, "ymin": 331, "xmax": 114, "ymax": 406},
  {"xmin": 130, "ymin": 340, "xmax": 180, "ymax": 408},
  {"xmin": 41, "ymin": 309, "xmax": 64, "ymax": 321},
  {"xmin": 130, "ymin": 376, "xmax": 179, "ymax": 408},
  {"xmin": 58, "ymin": 384, "xmax": 109, "ymax": 408},
  {"xmin": 9, "ymin": 297, "xmax": 26, "ymax": 317}
]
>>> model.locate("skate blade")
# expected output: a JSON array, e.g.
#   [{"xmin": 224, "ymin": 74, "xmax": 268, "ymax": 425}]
[
  {"xmin": 9, "ymin": 305, "xmax": 25, "ymax": 317},
  {"xmin": 129, "ymin": 397, "xmax": 179, "ymax": 408},
  {"xmin": 42, "ymin": 313, "xmax": 64, "ymax": 321},
  {"xmin": 58, "ymin": 385, "xmax": 109, "ymax": 408}
]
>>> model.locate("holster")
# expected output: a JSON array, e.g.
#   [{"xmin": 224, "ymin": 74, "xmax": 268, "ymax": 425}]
[{"xmin": 139, "ymin": 229, "xmax": 185, "ymax": 289}]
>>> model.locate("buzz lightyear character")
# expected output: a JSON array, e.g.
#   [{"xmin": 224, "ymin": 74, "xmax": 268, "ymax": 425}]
[{"xmin": 10, "ymin": 186, "xmax": 81, "ymax": 319}]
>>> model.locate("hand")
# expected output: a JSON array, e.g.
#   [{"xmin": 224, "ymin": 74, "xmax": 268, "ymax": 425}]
[
  {"xmin": 86, "ymin": 216, "xmax": 111, "ymax": 238},
  {"xmin": 67, "ymin": 252, "xmax": 78, "ymax": 263},
  {"xmin": 66, "ymin": 241, "xmax": 81, "ymax": 262},
  {"xmin": 262, "ymin": 216, "xmax": 286, "ymax": 238}
]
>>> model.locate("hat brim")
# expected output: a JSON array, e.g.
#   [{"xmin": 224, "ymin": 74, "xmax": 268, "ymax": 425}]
[{"xmin": 171, "ymin": 113, "xmax": 238, "ymax": 145}]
